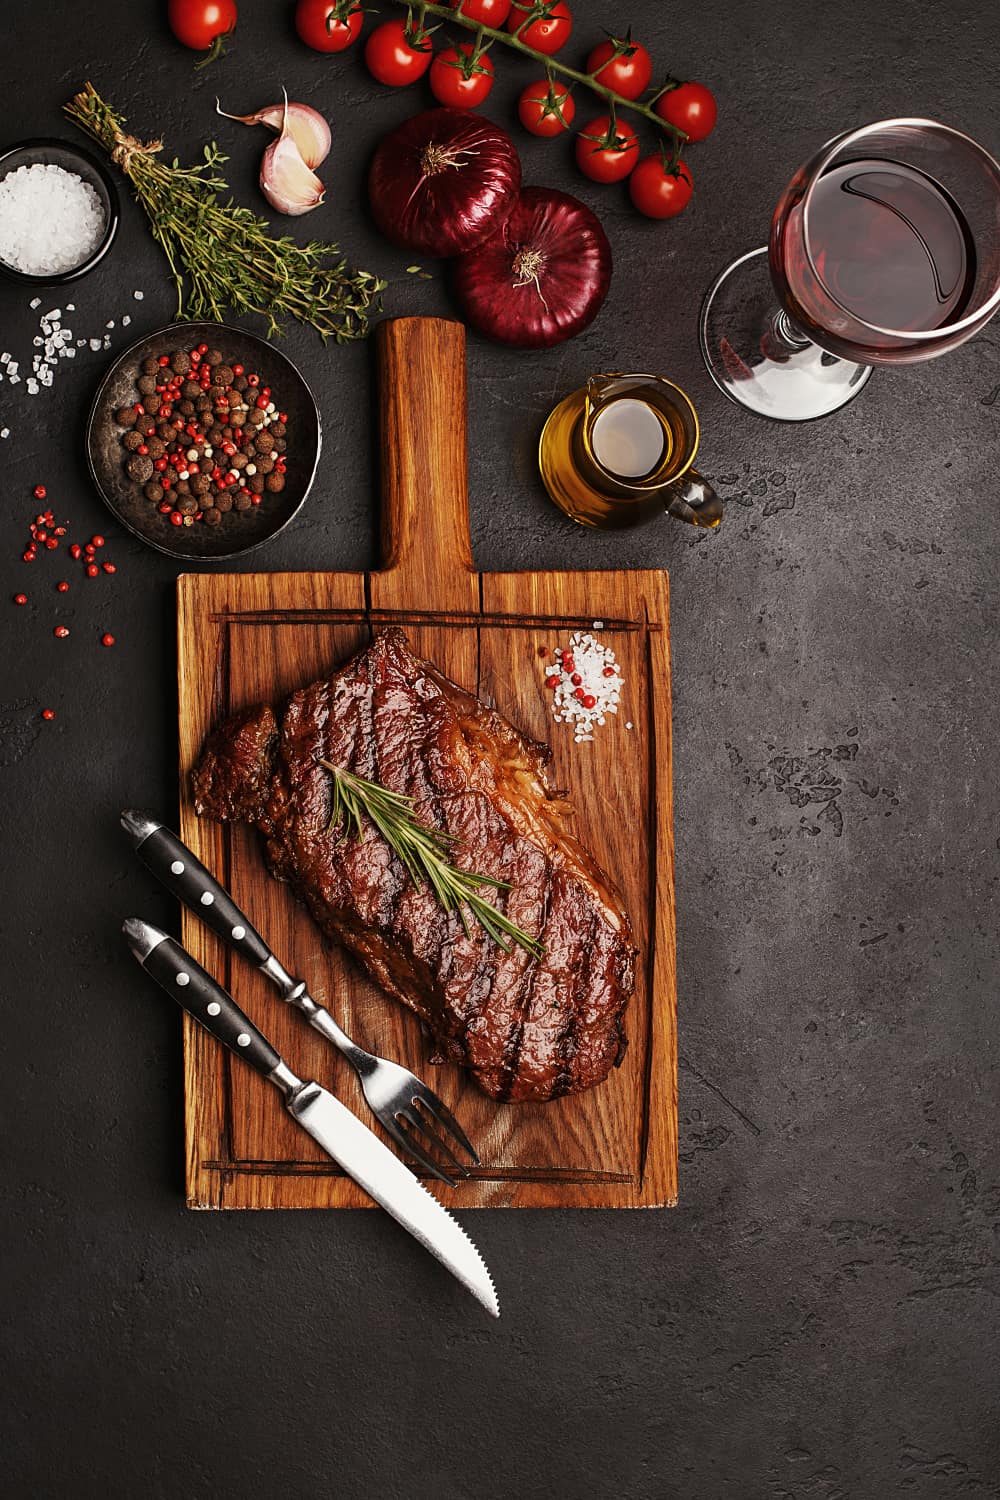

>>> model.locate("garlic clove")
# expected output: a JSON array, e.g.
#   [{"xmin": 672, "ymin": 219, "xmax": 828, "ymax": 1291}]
[
  {"xmin": 261, "ymin": 128, "xmax": 326, "ymax": 216},
  {"xmin": 216, "ymin": 97, "xmax": 331, "ymax": 170}
]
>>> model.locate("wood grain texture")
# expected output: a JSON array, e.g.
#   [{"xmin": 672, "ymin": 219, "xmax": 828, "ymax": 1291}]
[{"xmin": 178, "ymin": 317, "xmax": 676, "ymax": 1210}]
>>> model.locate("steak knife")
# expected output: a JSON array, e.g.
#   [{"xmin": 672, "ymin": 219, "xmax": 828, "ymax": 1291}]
[{"xmin": 123, "ymin": 918, "xmax": 499, "ymax": 1318}]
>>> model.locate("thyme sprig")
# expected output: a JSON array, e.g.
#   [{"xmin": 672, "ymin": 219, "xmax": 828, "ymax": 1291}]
[
  {"xmin": 65, "ymin": 84, "xmax": 385, "ymax": 342},
  {"xmin": 319, "ymin": 759, "xmax": 544, "ymax": 961}
]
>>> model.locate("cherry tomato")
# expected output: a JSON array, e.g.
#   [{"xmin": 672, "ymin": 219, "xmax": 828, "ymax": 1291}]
[
  {"xmin": 629, "ymin": 156, "xmax": 693, "ymax": 219},
  {"xmin": 517, "ymin": 79, "xmax": 575, "ymax": 137},
  {"xmin": 574, "ymin": 116, "xmax": 639, "ymax": 184},
  {"xmin": 294, "ymin": 0, "xmax": 363, "ymax": 52},
  {"xmin": 430, "ymin": 44, "xmax": 495, "ymax": 108},
  {"xmin": 167, "ymin": 0, "xmax": 237, "ymax": 52},
  {"xmin": 585, "ymin": 35, "xmax": 652, "ymax": 101},
  {"xmin": 450, "ymin": 0, "xmax": 512, "ymax": 22},
  {"xmin": 506, "ymin": 1, "xmax": 572, "ymax": 55},
  {"xmin": 364, "ymin": 18, "xmax": 433, "ymax": 85},
  {"xmin": 654, "ymin": 81, "xmax": 718, "ymax": 142}
]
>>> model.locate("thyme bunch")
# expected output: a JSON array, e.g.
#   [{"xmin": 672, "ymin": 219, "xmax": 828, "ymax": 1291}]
[
  {"xmin": 319, "ymin": 759, "xmax": 545, "ymax": 961},
  {"xmin": 65, "ymin": 84, "xmax": 385, "ymax": 342}
]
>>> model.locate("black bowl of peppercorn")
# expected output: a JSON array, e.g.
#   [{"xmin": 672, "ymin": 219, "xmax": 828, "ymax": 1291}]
[{"xmin": 85, "ymin": 322, "xmax": 321, "ymax": 560}]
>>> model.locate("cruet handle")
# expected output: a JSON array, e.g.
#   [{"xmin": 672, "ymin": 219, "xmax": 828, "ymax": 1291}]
[{"xmin": 663, "ymin": 469, "xmax": 724, "ymax": 529}]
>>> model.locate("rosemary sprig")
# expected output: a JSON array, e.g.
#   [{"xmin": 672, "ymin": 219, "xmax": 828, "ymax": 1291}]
[
  {"xmin": 319, "ymin": 759, "xmax": 544, "ymax": 961},
  {"xmin": 65, "ymin": 84, "xmax": 385, "ymax": 343}
]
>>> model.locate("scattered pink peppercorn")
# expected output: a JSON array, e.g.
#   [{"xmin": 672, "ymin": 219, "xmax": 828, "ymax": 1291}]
[
  {"xmin": 54, "ymin": 625, "xmax": 69, "ymax": 638},
  {"xmin": 41, "ymin": 708, "xmax": 56, "ymax": 721},
  {"xmin": 86, "ymin": 564, "xmax": 99, "ymax": 577},
  {"xmin": 57, "ymin": 581, "xmax": 70, "ymax": 593},
  {"xmin": 13, "ymin": 593, "xmax": 27, "ymax": 605},
  {"xmin": 101, "ymin": 633, "xmax": 115, "ymax": 647},
  {"xmin": 102, "ymin": 562, "xmax": 116, "ymax": 574},
  {"xmin": 33, "ymin": 485, "xmax": 46, "ymax": 499}
]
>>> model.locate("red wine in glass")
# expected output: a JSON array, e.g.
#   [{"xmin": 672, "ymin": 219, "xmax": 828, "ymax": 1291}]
[
  {"xmin": 700, "ymin": 119, "xmax": 1000, "ymax": 422},
  {"xmin": 779, "ymin": 158, "xmax": 977, "ymax": 353}
]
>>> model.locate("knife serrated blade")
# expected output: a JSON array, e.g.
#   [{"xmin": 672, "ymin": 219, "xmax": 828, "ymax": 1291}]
[
  {"xmin": 123, "ymin": 918, "xmax": 499, "ymax": 1318},
  {"xmin": 289, "ymin": 1081, "xmax": 498, "ymax": 1317}
]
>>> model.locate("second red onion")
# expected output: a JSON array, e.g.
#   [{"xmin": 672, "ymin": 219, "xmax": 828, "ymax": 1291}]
[{"xmin": 452, "ymin": 187, "xmax": 613, "ymax": 348}]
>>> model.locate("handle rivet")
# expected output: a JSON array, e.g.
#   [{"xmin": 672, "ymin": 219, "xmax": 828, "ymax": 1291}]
[
  {"xmin": 200, "ymin": 891, "xmax": 215, "ymax": 906},
  {"xmin": 176, "ymin": 972, "xmax": 190, "ymax": 987},
  {"xmin": 206, "ymin": 1002, "xmax": 221, "ymax": 1016},
  {"xmin": 231, "ymin": 925, "xmax": 246, "ymax": 940},
  {"xmin": 237, "ymin": 1032, "xmax": 251, "ymax": 1047},
  {"xmin": 170, "ymin": 860, "xmax": 185, "ymax": 875}
]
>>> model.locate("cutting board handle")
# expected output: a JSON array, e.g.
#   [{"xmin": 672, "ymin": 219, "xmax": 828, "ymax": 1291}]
[{"xmin": 374, "ymin": 317, "xmax": 477, "ymax": 613}]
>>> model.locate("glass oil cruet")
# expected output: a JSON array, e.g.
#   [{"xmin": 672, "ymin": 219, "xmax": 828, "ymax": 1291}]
[{"xmin": 539, "ymin": 373, "xmax": 723, "ymax": 531}]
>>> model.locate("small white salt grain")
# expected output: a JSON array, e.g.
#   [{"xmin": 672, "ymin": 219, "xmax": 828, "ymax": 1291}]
[
  {"xmin": 0, "ymin": 428, "xmax": 9, "ymax": 439},
  {"xmin": 105, "ymin": 320, "xmax": 115, "ymax": 330},
  {"xmin": 121, "ymin": 315, "xmax": 131, "ymax": 326},
  {"xmin": 26, "ymin": 378, "xmax": 38, "ymax": 394},
  {"xmin": 133, "ymin": 290, "xmax": 144, "ymax": 301},
  {"xmin": 89, "ymin": 339, "xmax": 102, "ymax": 352},
  {"xmin": 29, "ymin": 297, "xmax": 41, "ymax": 309}
]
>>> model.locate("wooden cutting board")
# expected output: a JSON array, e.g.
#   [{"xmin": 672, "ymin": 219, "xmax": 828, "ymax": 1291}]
[{"xmin": 177, "ymin": 316, "xmax": 676, "ymax": 1210}]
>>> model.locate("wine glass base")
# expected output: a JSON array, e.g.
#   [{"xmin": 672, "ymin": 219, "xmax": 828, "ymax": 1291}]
[{"xmin": 699, "ymin": 247, "xmax": 874, "ymax": 421}]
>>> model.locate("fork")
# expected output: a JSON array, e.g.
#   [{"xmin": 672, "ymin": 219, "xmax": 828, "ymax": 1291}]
[{"xmin": 121, "ymin": 810, "xmax": 479, "ymax": 1186}]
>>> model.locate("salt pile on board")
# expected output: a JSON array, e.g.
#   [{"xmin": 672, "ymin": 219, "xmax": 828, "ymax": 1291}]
[
  {"xmin": 543, "ymin": 630, "xmax": 624, "ymax": 744},
  {"xmin": 0, "ymin": 164, "xmax": 105, "ymax": 276}
]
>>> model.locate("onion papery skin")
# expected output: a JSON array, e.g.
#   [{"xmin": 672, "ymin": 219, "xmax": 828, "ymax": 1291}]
[
  {"xmin": 368, "ymin": 107, "xmax": 521, "ymax": 257},
  {"xmin": 453, "ymin": 186, "xmax": 612, "ymax": 348}
]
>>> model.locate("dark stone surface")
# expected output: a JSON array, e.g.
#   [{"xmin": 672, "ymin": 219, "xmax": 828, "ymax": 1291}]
[{"xmin": 3, "ymin": 3, "xmax": 999, "ymax": 1496}]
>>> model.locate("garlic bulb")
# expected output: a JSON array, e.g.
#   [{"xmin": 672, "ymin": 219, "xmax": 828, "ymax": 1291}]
[{"xmin": 258, "ymin": 92, "xmax": 326, "ymax": 216}]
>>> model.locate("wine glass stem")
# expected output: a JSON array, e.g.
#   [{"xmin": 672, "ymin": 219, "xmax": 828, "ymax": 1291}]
[{"xmin": 765, "ymin": 308, "xmax": 813, "ymax": 358}]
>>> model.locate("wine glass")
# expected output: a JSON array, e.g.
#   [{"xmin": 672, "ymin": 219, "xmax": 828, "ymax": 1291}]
[{"xmin": 699, "ymin": 118, "xmax": 1000, "ymax": 422}]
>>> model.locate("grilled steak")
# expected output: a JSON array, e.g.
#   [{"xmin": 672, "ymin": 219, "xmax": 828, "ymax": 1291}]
[{"xmin": 192, "ymin": 628, "xmax": 635, "ymax": 1101}]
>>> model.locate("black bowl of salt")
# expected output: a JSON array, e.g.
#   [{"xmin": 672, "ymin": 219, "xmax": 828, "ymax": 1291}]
[{"xmin": 0, "ymin": 137, "xmax": 119, "ymax": 285}]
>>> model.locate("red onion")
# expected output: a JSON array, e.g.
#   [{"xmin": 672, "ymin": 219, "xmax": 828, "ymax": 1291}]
[
  {"xmin": 368, "ymin": 107, "xmax": 521, "ymax": 258},
  {"xmin": 452, "ymin": 187, "xmax": 612, "ymax": 348}
]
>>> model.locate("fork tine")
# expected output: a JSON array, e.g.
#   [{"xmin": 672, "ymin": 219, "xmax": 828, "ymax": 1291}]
[
  {"xmin": 392, "ymin": 1114, "xmax": 460, "ymax": 1188},
  {"xmin": 397, "ymin": 1107, "xmax": 471, "ymax": 1184},
  {"xmin": 412, "ymin": 1091, "xmax": 479, "ymax": 1164},
  {"xmin": 401, "ymin": 1105, "xmax": 471, "ymax": 1182}
]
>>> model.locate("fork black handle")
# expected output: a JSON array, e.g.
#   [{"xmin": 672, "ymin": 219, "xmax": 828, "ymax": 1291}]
[{"xmin": 121, "ymin": 810, "xmax": 273, "ymax": 968}]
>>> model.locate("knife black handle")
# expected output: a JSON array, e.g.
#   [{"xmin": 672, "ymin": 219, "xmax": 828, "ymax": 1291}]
[
  {"xmin": 124, "ymin": 813, "xmax": 272, "ymax": 968},
  {"xmin": 124, "ymin": 919, "xmax": 283, "ymax": 1082}
]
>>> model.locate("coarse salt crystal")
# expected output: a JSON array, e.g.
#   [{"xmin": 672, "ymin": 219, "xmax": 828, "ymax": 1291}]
[
  {"xmin": 29, "ymin": 297, "xmax": 41, "ymax": 309},
  {"xmin": 543, "ymin": 630, "xmax": 624, "ymax": 742},
  {"xmin": 0, "ymin": 428, "xmax": 8, "ymax": 438},
  {"xmin": 122, "ymin": 315, "xmax": 131, "ymax": 326},
  {"xmin": 133, "ymin": 290, "xmax": 144, "ymax": 300},
  {"xmin": 0, "ymin": 164, "xmax": 105, "ymax": 276},
  {"xmin": 89, "ymin": 339, "xmax": 102, "ymax": 352}
]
